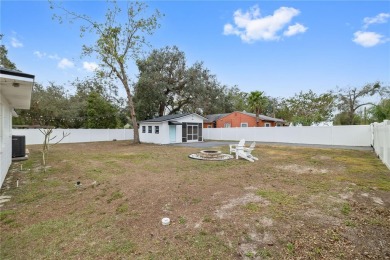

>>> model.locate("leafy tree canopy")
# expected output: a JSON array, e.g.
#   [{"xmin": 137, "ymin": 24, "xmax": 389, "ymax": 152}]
[
  {"xmin": 277, "ymin": 90, "xmax": 335, "ymax": 126},
  {"xmin": 247, "ymin": 91, "xmax": 268, "ymax": 124},
  {"xmin": 0, "ymin": 34, "xmax": 17, "ymax": 70},
  {"xmin": 335, "ymin": 82, "xmax": 385, "ymax": 125},
  {"xmin": 50, "ymin": 0, "xmax": 163, "ymax": 143},
  {"xmin": 134, "ymin": 45, "xmax": 238, "ymax": 119}
]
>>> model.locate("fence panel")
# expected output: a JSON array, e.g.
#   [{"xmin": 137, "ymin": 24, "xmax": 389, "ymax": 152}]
[
  {"xmin": 372, "ymin": 120, "xmax": 390, "ymax": 169},
  {"xmin": 331, "ymin": 125, "xmax": 372, "ymax": 146},
  {"xmin": 12, "ymin": 129, "xmax": 134, "ymax": 145},
  {"xmin": 203, "ymin": 125, "xmax": 371, "ymax": 147}
]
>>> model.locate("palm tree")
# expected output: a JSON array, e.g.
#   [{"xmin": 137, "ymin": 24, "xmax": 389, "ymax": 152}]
[{"xmin": 248, "ymin": 91, "xmax": 268, "ymax": 126}]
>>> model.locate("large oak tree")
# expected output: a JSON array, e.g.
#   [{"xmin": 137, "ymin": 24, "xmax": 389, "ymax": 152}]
[
  {"xmin": 134, "ymin": 46, "xmax": 227, "ymax": 119},
  {"xmin": 50, "ymin": 1, "xmax": 162, "ymax": 143}
]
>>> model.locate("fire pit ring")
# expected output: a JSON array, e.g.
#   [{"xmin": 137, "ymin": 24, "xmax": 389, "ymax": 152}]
[
  {"xmin": 200, "ymin": 150, "xmax": 222, "ymax": 158},
  {"xmin": 189, "ymin": 150, "xmax": 233, "ymax": 161}
]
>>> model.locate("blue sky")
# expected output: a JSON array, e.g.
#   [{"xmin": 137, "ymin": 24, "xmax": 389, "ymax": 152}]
[{"xmin": 1, "ymin": 1, "xmax": 389, "ymax": 100}]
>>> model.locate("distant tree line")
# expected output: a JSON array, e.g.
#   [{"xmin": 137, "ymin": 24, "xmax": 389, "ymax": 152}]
[
  {"xmin": 133, "ymin": 45, "xmax": 390, "ymax": 126},
  {"xmin": 2, "ymin": 35, "xmax": 389, "ymax": 128},
  {"xmin": 13, "ymin": 78, "xmax": 129, "ymax": 129}
]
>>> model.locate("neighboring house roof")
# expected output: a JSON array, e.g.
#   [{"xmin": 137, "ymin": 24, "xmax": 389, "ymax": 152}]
[
  {"xmin": 140, "ymin": 113, "xmax": 206, "ymax": 123},
  {"xmin": 241, "ymin": 111, "xmax": 285, "ymax": 123},
  {"xmin": 204, "ymin": 113, "xmax": 229, "ymax": 123},
  {"xmin": 205, "ymin": 111, "xmax": 285, "ymax": 123}
]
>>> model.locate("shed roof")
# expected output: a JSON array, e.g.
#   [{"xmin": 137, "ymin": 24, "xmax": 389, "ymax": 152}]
[{"xmin": 140, "ymin": 113, "xmax": 206, "ymax": 123}]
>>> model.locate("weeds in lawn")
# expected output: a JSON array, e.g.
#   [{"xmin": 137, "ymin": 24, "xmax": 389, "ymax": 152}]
[
  {"xmin": 16, "ymin": 189, "xmax": 47, "ymax": 204},
  {"xmin": 245, "ymin": 251, "xmax": 255, "ymax": 258},
  {"xmin": 116, "ymin": 203, "xmax": 129, "ymax": 214},
  {"xmin": 178, "ymin": 216, "xmax": 186, "ymax": 224},
  {"xmin": 107, "ymin": 190, "xmax": 123, "ymax": 203},
  {"xmin": 203, "ymin": 216, "xmax": 212, "ymax": 223},
  {"xmin": 103, "ymin": 240, "xmax": 136, "ymax": 254},
  {"xmin": 0, "ymin": 210, "xmax": 16, "ymax": 225},
  {"xmin": 258, "ymin": 248, "xmax": 272, "ymax": 258},
  {"xmin": 287, "ymin": 242, "xmax": 295, "ymax": 254},
  {"xmin": 345, "ymin": 220, "xmax": 356, "ymax": 227},
  {"xmin": 244, "ymin": 202, "xmax": 260, "ymax": 212},
  {"xmin": 341, "ymin": 203, "xmax": 351, "ymax": 216}
]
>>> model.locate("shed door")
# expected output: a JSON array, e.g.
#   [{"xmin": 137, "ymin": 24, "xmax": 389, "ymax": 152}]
[
  {"xmin": 169, "ymin": 125, "xmax": 176, "ymax": 143},
  {"xmin": 187, "ymin": 124, "xmax": 198, "ymax": 142}
]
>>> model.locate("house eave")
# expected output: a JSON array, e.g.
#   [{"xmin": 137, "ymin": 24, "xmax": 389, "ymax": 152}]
[{"xmin": 0, "ymin": 68, "xmax": 35, "ymax": 109}]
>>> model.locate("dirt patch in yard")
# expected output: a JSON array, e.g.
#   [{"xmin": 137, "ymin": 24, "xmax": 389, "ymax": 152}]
[{"xmin": 1, "ymin": 141, "xmax": 390, "ymax": 259}]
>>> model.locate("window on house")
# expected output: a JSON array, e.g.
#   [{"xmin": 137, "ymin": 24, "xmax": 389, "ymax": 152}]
[
  {"xmin": 264, "ymin": 123, "xmax": 271, "ymax": 127},
  {"xmin": 207, "ymin": 125, "xmax": 212, "ymax": 128},
  {"xmin": 241, "ymin": 123, "xmax": 248, "ymax": 127},
  {"xmin": 148, "ymin": 126, "xmax": 152, "ymax": 133},
  {"xmin": 155, "ymin": 126, "xmax": 159, "ymax": 134},
  {"xmin": 142, "ymin": 126, "xmax": 146, "ymax": 133},
  {"xmin": 275, "ymin": 123, "xmax": 282, "ymax": 127},
  {"xmin": 224, "ymin": 123, "xmax": 231, "ymax": 128}
]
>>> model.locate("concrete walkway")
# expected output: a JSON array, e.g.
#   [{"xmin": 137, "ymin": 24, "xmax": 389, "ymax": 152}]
[{"xmin": 169, "ymin": 140, "xmax": 373, "ymax": 151}]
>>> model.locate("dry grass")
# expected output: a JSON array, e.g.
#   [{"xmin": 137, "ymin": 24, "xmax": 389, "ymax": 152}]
[{"xmin": 1, "ymin": 141, "xmax": 389, "ymax": 259}]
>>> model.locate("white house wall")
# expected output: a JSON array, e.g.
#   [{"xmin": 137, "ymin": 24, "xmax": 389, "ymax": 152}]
[
  {"xmin": 139, "ymin": 122, "xmax": 165, "ymax": 144},
  {"xmin": 139, "ymin": 114, "xmax": 204, "ymax": 145},
  {"xmin": 139, "ymin": 122, "xmax": 180, "ymax": 144},
  {"xmin": 176, "ymin": 115, "xmax": 203, "ymax": 142},
  {"xmin": 0, "ymin": 93, "xmax": 12, "ymax": 188}
]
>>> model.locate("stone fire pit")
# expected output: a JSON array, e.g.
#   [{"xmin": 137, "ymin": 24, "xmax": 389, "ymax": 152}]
[{"xmin": 189, "ymin": 150, "xmax": 233, "ymax": 161}]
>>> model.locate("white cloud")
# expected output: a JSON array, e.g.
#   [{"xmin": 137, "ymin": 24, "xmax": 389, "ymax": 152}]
[
  {"xmin": 33, "ymin": 51, "xmax": 46, "ymax": 58},
  {"xmin": 48, "ymin": 54, "xmax": 60, "ymax": 60},
  {"xmin": 353, "ymin": 13, "xmax": 389, "ymax": 48},
  {"xmin": 83, "ymin": 61, "xmax": 99, "ymax": 72},
  {"xmin": 223, "ymin": 24, "xmax": 239, "ymax": 36},
  {"xmin": 363, "ymin": 13, "xmax": 390, "ymax": 29},
  {"xmin": 58, "ymin": 58, "xmax": 75, "ymax": 69},
  {"xmin": 223, "ymin": 5, "xmax": 306, "ymax": 43},
  {"xmin": 283, "ymin": 23, "xmax": 308, "ymax": 37},
  {"xmin": 353, "ymin": 31, "xmax": 385, "ymax": 47},
  {"xmin": 11, "ymin": 37, "xmax": 23, "ymax": 48},
  {"xmin": 34, "ymin": 51, "xmax": 61, "ymax": 60}
]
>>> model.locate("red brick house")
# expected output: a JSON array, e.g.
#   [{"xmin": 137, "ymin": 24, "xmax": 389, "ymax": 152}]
[{"xmin": 204, "ymin": 111, "xmax": 285, "ymax": 128}]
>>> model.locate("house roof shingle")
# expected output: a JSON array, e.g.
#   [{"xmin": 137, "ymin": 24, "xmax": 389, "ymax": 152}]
[
  {"xmin": 205, "ymin": 111, "xmax": 285, "ymax": 123},
  {"xmin": 241, "ymin": 111, "xmax": 285, "ymax": 122},
  {"xmin": 204, "ymin": 113, "xmax": 229, "ymax": 123}
]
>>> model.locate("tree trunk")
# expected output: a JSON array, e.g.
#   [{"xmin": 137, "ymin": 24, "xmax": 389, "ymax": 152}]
[
  {"xmin": 349, "ymin": 110, "xmax": 355, "ymax": 125},
  {"xmin": 124, "ymin": 87, "xmax": 140, "ymax": 144},
  {"xmin": 158, "ymin": 102, "xmax": 165, "ymax": 117}
]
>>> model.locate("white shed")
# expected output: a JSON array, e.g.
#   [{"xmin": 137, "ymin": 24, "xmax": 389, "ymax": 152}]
[
  {"xmin": 0, "ymin": 68, "xmax": 34, "ymax": 188},
  {"xmin": 139, "ymin": 113, "xmax": 205, "ymax": 145}
]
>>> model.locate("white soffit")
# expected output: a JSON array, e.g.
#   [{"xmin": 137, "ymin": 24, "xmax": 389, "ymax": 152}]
[{"xmin": 0, "ymin": 69, "xmax": 34, "ymax": 109}]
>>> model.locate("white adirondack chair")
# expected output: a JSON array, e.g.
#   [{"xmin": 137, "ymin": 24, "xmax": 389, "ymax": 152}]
[
  {"xmin": 229, "ymin": 139, "xmax": 245, "ymax": 155},
  {"xmin": 229, "ymin": 139, "xmax": 255, "ymax": 162},
  {"xmin": 244, "ymin": 142, "xmax": 258, "ymax": 161}
]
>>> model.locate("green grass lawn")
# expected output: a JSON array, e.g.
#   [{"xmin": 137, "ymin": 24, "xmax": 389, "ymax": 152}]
[{"xmin": 1, "ymin": 141, "xmax": 389, "ymax": 259}]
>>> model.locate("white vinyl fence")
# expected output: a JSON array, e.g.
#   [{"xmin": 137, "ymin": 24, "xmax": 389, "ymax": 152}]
[
  {"xmin": 203, "ymin": 125, "xmax": 372, "ymax": 147},
  {"xmin": 12, "ymin": 129, "xmax": 134, "ymax": 145},
  {"xmin": 372, "ymin": 120, "xmax": 390, "ymax": 169},
  {"xmin": 11, "ymin": 124, "xmax": 389, "ymax": 170}
]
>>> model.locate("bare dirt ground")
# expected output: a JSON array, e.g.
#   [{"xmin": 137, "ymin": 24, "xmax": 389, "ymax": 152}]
[{"xmin": 1, "ymin": 141, "xmax": 389, "ymax": 259}]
